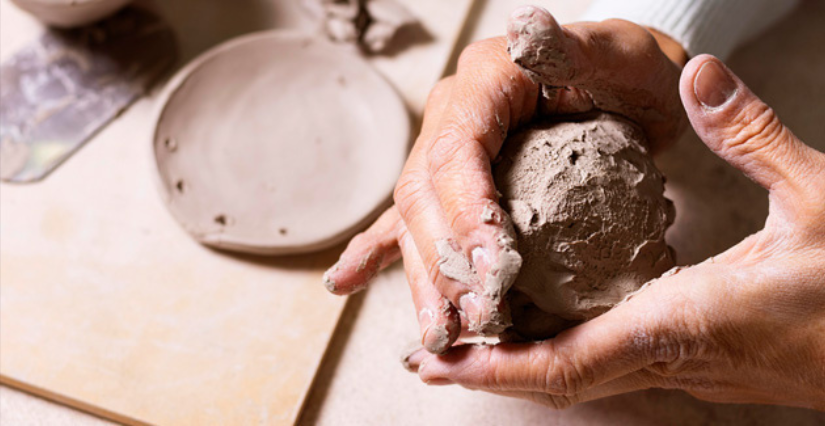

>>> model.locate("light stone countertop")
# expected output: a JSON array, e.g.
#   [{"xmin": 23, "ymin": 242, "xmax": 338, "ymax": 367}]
[{"xmin": 2, "ymin": 0, "xmax": 824, "ymax": 425}]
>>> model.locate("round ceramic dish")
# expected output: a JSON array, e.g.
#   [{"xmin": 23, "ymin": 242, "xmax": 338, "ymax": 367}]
[
  {"xmin": 152, "ymin": 31, "xmax": 410, "ymax": 255},
  {"xmin": 10, "ymin": 0, "xmax": 132, "ymax": 28}
]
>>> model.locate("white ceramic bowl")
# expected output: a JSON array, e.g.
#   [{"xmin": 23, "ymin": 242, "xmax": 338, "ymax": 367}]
[{"xmin": 10, "ymin": 0, "xmax": 132, "ymax": 28}]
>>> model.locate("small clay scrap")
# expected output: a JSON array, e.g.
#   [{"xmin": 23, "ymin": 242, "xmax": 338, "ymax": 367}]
[
  {"xmin": 311, "ymin": 0, "xmax": 417, "ymax": 53},
  {"xmin": 493, "ymin": 113, "xmax": 675, "ymax": 341}
]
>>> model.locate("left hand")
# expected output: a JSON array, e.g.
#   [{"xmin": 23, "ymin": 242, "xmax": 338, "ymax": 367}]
[{"xmin": 405, "ymin": 55, "xmax": 825, "ymax": 410}]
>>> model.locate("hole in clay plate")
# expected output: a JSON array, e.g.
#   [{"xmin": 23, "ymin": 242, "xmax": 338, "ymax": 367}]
[
  {"xmin": 164, "ymin": 137, "xmax": 178, "ymax": 152},
  {"xmin": 215, "ymin": 215, "xmax": 228, "ymax": 226},
  {"xmin": 569, "ymin": 151, "xmax": 580, "ymax": 165},
  {"xmin": 176, "ymin": 180, "xmax": 185, "ymax": 193},
  {"xmin": 279, "ymin": 228, "xmax": 288, "ymax": 235}
]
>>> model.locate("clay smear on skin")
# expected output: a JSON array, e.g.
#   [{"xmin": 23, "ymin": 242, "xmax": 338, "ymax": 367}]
[{"xmin": 434, "ymin": 205, "xmax": 522, "ymax": 336}]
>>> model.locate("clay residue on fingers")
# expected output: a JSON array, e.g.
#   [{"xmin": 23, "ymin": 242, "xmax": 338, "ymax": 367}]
[
  {"xmin": 507, "ymin": 5, "xmax": 575, "ymax": 85},
  {"xmin": 434, "ymin": 204, "xmax": 523, "ymax": 336},
  {"xmin": 419, "ymin": 297, "xmax": 459, "ymax": 354},
  {"xmin": 322, "ymin": 260, "xmax": 342, "ymax": 293},
  {"xmin": 322, "ymin": 249, "xmax": 382, "ymax": 294},
  {"xmin": 469, "ymin": 205, "xmax": 522, "ymax": 335},
  {"xmin": 435, "ymin": 239, "xmax": 480, "ymax": 287}
]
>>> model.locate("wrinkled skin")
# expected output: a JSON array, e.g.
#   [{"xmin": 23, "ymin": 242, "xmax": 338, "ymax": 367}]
[
  {"xmin": 325, "ymin": 5, "xmax": 825, "ymax": 409},
  {"xmin": 404, "ymin": 55, "xmax": 825, "ymax": 410},
  {"xmin": 323, "ymin": 6, "xmax": 686, "ymax": 354}
]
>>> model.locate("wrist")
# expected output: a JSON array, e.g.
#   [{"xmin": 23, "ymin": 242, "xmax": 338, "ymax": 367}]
[{"xmin": 646, "ymin": 27, "xmax": 688, "ymax": 67}]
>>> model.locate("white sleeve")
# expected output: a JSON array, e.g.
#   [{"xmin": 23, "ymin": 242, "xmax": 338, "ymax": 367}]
[{"xmin": 578, "ymin": 0, "xmax": 800, "ymax": 59}]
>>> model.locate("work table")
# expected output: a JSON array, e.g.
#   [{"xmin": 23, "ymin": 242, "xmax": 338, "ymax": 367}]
[{"xmin": 2, "ymin": 0, "xmax": 824, "ymax": 424}]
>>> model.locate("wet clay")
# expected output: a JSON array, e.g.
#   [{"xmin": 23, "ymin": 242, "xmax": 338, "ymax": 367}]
[
  {"xmin": 10, "ymin": 0, "xmax": 132, "ymax": 28},
  {"xmin": 309, "ymin": 0, "xmax": 417, "ymax": 53},
  {"xmin": 153, "ymin": 32, "xmax": 409, "ymax": 255},
  {"xmin": 493, "ymin": 113, "xmax": 675, "ymax": 340},
  {"xmin": 435, "ymin": 214, "xmax": 522, "ymax": 336}
]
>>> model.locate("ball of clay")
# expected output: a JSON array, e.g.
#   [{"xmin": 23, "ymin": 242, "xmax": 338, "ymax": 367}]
[
  {"xmin": 11, "ymin": 0, "xmax": 131, "ymax": 28},
  {"xmin": 493, "ymin": 113, "xmax": 675, "ymax": 341}
]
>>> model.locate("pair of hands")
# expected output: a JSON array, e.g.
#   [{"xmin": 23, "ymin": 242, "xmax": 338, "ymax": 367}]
[{"xmin": 324, "ymin": 6, "xmax": 825, "ymax": 410}]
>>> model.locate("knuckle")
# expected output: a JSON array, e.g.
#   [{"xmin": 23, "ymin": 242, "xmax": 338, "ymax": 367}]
[
  {"xmin": 723, "ymin": 103, "xmax": 787, "ymax": 159},
  {"xmin": 427, "ymin": 76, "xmax": 455, "ymax": 106},
  {"xmin": 645, "ymin": 296, "xmax": 713, "ymax": 376},
  {"xmin": 480, "ymin": 348, "xmax": 506, "ymax": 389},
  {"xmin": 393, "ymin": 172, "xmax": 428, "ymax": 215},
  {"xmin": 426, "ymin": 130, "xmax": 490, "ymax": 180},
  {"xmin": 544, "ymin": 344, "xmax": 595, "ymax": 395},
  {"xmin": 458, "ymin": 39, "xmax": 501, "ymax": 69},
  {"xmin": 451, "ymin": 346, "xmax": 498, "ymax": 390},
  {"xmin": 427, "ymin": 129, "xmax": 471, "ymax": 166},
  {"xmin": 447, "ymin": 199, "xmax": 490, "ymax": 231},
  {"xmin": 348, "ymin": 231, "xmax": 369, "ymax": 248}
]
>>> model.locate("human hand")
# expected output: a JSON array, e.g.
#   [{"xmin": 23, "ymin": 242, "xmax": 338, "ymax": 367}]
[
  {"xmin": 403, "ymin": 55, "xmax": 825, "ymax": 410},
  {"xmin": 323, "ymin": 6, "xmax": 687, "ymax": 354}
]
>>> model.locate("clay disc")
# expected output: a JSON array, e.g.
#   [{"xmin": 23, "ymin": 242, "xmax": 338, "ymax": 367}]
[
  {"xmin": 152, "ymin": 31, "xmax": 410, "ymax": 255},
  {"xmin": 10, "ymin": 0, "xmax": 132, "ymax": 28}
]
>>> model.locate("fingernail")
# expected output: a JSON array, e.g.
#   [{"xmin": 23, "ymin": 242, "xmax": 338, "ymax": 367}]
[
  {"xmin": 694, "ymin": 60, "xmax": 737, "ymax": 108},
  {"xmin": 418, "ymin": 308, "xmax": 438, "ymax": 349},
  {"xmin": 418, "ymin": 359, "xmax": 452, "ymax": 385},
  {"xmin": 403, "ymin": 349, "xmax": 428, "ymax": 372},
  {"xmin": 459, "ymin": 292, "xmax": 483, "ymax": 324},
  {"xmin": 322, "ymin": 269, "xmax": 338, "ymax": 293},
  {"xmin": 471, "ymin": 246, "xmax": 491, "ymax": 275}
]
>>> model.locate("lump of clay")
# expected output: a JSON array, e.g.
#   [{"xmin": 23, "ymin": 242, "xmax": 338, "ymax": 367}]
[
  {"xmin": 493, "ymin": 112, "xmax": 675, "ymax": 341},
  {"xmin": 10, "ymin": 0, "xmax": 132, "ymax": 28},
  {"xmin": 309, "ymin": 0, "xmax": 417, "ymax": 53}
]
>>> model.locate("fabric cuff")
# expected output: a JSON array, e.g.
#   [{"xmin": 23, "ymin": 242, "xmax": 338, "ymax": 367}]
[{"xmin": 578, "ymin": 0, "xmax": 799, "ymax": 60}]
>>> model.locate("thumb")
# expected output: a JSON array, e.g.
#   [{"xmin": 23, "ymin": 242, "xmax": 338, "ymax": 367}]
[{"xmin": 680, "ymin": 55, "xmax": 821, "ymax": 206}]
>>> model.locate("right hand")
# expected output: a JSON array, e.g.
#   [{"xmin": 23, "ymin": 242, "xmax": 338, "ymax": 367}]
[{"xmin": 322, "ymin": 6, "xmax": 687, "ymax": 354}]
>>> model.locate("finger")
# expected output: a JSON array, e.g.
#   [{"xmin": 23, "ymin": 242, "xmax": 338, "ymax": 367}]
[
  {"xmin": 680, "ymin": 55, "xmax": 825, "ymax": 209},
  {"xmin": 406, "ymin": 346, "xmax": 669, "ymax": 407},
  {"xmin": 398, "ymin": 225, "xmax": 461, "ymax": 354},
  {"xmin": 507, "ymin": 6, "xmax": 686, "ymax": 151},
  {"xmin": 323, "ymin": 75, "xmax": 458, "ymax": 296},
  {"xmin": 419, "ymin": 76, "xmax": 456, "ymax": 140},
  {"xmin": 403, "ymin": 37, "xmax": 536, "ymax": 334},
  {"xmin": 395, "ymin": 79, "xmax": 490, "ymax": 322},
  {"xmin": 486, "ymin": 370, "xmax": 666, "ymax": 409},
  {"xmin": 415, "ymin": 278, "xmax": 691, "ymax": 395},
  {"xmin": 323, "ymin": 206, "xmax": 403, "ymax": 295}
]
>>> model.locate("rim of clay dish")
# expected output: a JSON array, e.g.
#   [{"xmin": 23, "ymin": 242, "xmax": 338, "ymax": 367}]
[
  {"xmin": 150, "ymin": 30, "xmax": 410, "ymax": 255},
  {"xmin": 25, "ymin": 0, "xmax": 115, "ymax": 5}
]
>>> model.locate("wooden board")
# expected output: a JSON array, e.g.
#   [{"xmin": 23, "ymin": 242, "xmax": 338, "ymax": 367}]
[{"xmin": 0, "ymin": 0, "xmax": 475, "ymax": 424}]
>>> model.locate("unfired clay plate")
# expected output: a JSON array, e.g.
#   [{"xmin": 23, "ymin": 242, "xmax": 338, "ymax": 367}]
[
  {"xmin": 153, "ymin": 31, "xmax": 410, "ymax": 255},
  {"xmin": 11, "ymin": 0, "xmax": 132, "ymax": 28}
]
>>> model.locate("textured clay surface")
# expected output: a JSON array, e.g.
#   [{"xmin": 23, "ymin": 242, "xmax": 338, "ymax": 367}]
[
  {"xmin": 311, "ymin": 0, "xmax": 417, "ymax": 53},
  {"xmin": 493, "ymin": 113, "xmax": 675, "ymax": 340}
]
